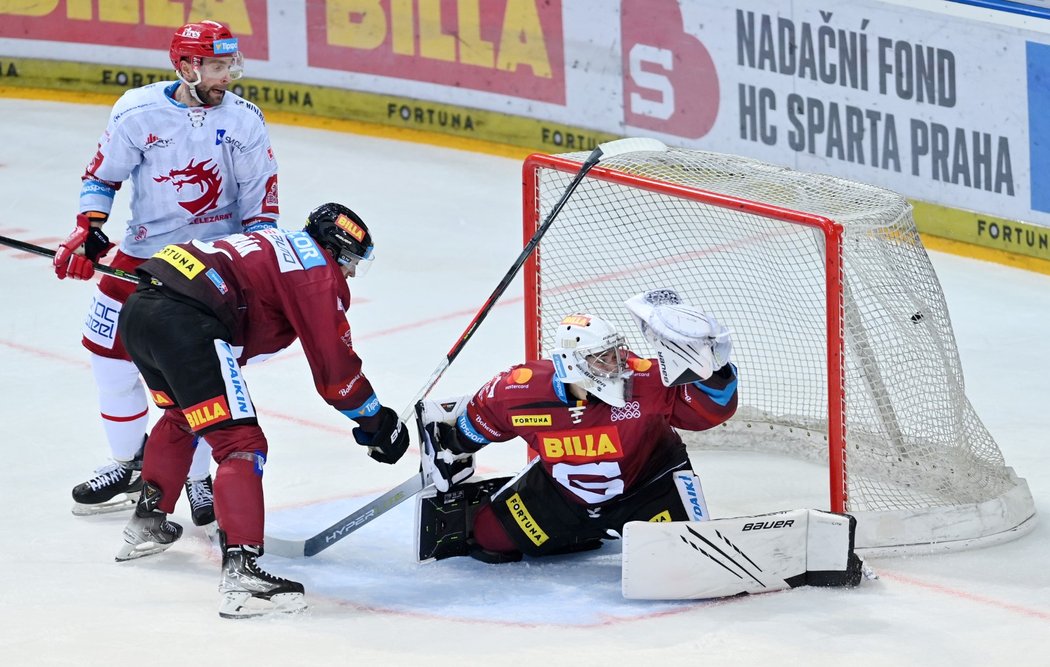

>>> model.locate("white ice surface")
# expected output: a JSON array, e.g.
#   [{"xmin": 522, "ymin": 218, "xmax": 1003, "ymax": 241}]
[{"xmin": 1, "ymin": 98, "xmax": 1048, "ymax": 666}]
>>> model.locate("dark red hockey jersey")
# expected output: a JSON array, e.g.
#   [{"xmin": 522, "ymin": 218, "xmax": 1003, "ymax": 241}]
[
  {"xmin": 460, "ymin": 357, "xmax": 738, "ymax": 505},
  {"xmin": 136, "ymin": 228, "xmax": 378, "ymax": 417}
]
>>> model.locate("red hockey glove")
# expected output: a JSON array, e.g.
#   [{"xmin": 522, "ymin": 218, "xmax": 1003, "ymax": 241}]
[{"xmin": 54, "ymin": 213, "xmax": 113, "ymax": 280}]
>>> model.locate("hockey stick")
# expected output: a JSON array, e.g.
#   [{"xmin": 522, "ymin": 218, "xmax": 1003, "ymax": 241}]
[
  {"xmin": 0, "ymin": 234, "xmax": 140, "ymax": 283},
  {"xmin": 263, "ymin": 137, "xmax": 668, "ymax": 559}
]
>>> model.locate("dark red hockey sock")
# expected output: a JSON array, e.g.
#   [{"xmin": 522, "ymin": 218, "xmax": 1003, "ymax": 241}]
[
  {"xmin": 205, "ymin": 424, "xmax": 269, "ymax": 546},
  {"xmin": 213, "ymin": 455, "xmax": 265, "ymax": 546},
  {"xmin": 472, "ymin": 504, "xmax": 519, "ymax": 553},
  {"xmin": 140, "ymin": 409, "xmax": 196, "ymax": 513}
]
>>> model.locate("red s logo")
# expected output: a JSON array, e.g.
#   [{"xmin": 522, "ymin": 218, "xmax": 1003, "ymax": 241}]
[{"xmin": 622, "ymin": 0, "xmax": 719, "ymax": 139}]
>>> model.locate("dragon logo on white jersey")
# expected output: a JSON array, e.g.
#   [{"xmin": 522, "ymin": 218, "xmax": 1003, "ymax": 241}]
[{"xmin": 154, "ymin": 158, "xmax": 223, "ymax": 215}]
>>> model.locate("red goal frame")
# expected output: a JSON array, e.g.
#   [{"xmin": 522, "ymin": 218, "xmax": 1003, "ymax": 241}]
[{"xmin": 521, "ymin": 152, "xmax": 849, "ymax": 512}]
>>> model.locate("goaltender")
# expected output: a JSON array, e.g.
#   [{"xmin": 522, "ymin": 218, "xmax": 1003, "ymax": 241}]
[{"xmin": 416, "ymin": 288, "xmax": 863, "ymax": 599}]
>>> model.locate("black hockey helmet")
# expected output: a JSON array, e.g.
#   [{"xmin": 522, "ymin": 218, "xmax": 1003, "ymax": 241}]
[{"xmin": 304, "ymin": 202, "xmax": 375, "ymax": 273}]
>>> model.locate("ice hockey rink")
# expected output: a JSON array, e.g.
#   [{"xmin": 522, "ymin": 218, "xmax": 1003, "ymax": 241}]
[{"xmin": 1, "ymin": 95, "xmax": 1048, "ymax": 665}]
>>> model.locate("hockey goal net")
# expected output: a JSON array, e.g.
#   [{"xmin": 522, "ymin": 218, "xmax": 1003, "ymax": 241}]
[{"xmin": 522, "ymin": 145, "xmax": 1035, "ymax": 554}]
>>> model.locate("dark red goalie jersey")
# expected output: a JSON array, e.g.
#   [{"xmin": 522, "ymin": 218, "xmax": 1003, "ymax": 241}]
[{"xmin": 459, "ymin": 357, "xmax": 738, "ymax": 506}]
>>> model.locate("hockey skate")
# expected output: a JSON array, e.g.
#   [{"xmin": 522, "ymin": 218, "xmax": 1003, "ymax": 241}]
[
  {"xmin": 115, "ymin": 482, "xmax": 183, "ymax": 562},
  {"xmin": 184, "ymin": 475, "xmax": 215, "ymax": 528},
  {"xmin": 218, "ymin": 543, "xmax": 307, "ymax": 619},
  {"xmin": 71, "ymin": 456, "xmax": 144, "ymax": 516}
]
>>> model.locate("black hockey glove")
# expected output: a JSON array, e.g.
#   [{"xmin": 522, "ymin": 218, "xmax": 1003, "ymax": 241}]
[
  {"xmin": 421, "ymin": 421, "xmax": 476, "ymax": 492},
  {"xmin": 352, "ymin": 406, "xmax": 410, "ymax": 465}
]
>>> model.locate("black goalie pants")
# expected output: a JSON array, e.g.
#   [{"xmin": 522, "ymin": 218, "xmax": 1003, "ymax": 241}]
[{"xmin": 483, "ymin": 448, "xmax": 695, "ymax": 557}]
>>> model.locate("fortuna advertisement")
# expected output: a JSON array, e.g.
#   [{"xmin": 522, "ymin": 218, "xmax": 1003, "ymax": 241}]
[{"xmin": 2, "ymin": 0, "xmax": 1050, "ymax": 254}]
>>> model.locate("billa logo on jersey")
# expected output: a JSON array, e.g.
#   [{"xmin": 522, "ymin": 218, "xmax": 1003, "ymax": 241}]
[
  {"xmin": 511, "ymin": 414, "xmax": 552, "ymax": 427},
  {"xmin": 335, "ymin": 213, "xmax": 366, "ymax": 242},
  {"xmin": 540, "ymin": 426, "xmax": 622, "ymax": 461},
  {"xmin": 560, "ymin": 314, "xmax": 591, "ymax": 327},
  {"xmin": 184, "ymin": 396, "xmax": 231, "ymax": 430},
  {"xmin": 505, "ymin": 493, "xmax": 548, "ymax": 546},
  {"xmin": 150, "ymin": 390, "xmax": 174, "ymax": 407},
  {"xmin": 153, "ymin": 245, "xmax": 205, "ymax": 279},
  {"xmin": 507, "ymin": 367, "xmax": 533, "ymax": 384}
]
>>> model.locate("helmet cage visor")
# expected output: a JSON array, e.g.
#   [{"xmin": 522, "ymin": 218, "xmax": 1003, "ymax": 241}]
[
  {"xmin": 334, "ymin": 244, "xmax": 374, "ymax": 276},
  {"xmin": 200, "ymin": 51, "xmax": 244, "ymax": 79},
  {"xmin": 179, "ymin": 52, "xmax": 244, "ymax": 84},
  {"xmin": 326, "ymin": 228, "xmax": 374, "ymax": 276},
  {"xmin": 577, "ymin": 335, "xmax": 630, "ymax": 379}
]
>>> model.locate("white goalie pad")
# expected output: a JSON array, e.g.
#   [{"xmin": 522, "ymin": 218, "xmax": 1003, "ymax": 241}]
[
  {"xmin": 625, "ymin": 290, "xmax": 731, "ymax": 386},
  {"xmin": 621, "ymin": 509, "xmax": 861, "ymax": 600}
]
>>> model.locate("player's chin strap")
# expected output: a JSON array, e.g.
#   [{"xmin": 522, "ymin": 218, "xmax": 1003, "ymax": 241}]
[
  {"xmin": 262, "ymin": 137, "xmax": 670, "ymax": 559},
  {"xmin": 175, "ymin": 68, "xmax": 207, "ymax": 105}
]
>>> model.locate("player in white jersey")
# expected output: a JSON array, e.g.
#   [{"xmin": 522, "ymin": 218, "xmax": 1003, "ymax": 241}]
[{"xmin": 53, "ymin": 20, "xmax": 280, "ymax": 525}]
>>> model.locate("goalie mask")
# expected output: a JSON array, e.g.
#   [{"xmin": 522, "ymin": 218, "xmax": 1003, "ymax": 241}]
[
  {"xmin": 549, "ymin": 314, "xmax": 633, "ymax": 407},
  {"xmin": 305, "ymin": 202, "xmax": 375, "ymax": 276}
]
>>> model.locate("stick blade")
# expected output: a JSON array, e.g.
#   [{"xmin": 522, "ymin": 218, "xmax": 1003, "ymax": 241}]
[
  {"xmin": 263, "ymin": 535, "xmax": 307, "ymax": 558},
  {"xmin": 597, "ymin": 137, "xmax": 668, "ymax": 161}
]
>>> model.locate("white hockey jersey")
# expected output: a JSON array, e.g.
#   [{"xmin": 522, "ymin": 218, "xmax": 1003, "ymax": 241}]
[{"xmin": 79, "ymin": 81, "xmax": 279, "ymax": 258}]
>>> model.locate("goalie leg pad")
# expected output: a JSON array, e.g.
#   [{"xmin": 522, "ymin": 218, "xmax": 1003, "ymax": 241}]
[
  {"xmin": 415, "ymin": 477, "xmax": 512, "ymax": 563},
  {"xmin": 621, "ymin": 509, "xmax": 862, "ymax": 600}
]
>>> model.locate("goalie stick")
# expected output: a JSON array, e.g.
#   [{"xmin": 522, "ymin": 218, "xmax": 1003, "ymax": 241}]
[
  {"xmin": 263, "ymin": 137, "xmax": 669, "ymax": 558},
  {"xmin": 0, "ymin": 234, "xmax": 140, "ymax": 283}
]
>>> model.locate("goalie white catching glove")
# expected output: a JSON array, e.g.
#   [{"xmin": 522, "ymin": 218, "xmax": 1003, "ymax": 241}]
[
  {"xmin": 625, "ymin": 289, "xmax": 732, "ymax": 385},
  {"xmin": 417, "ymin": 396, "xmax": 477, "ymax": 493}
]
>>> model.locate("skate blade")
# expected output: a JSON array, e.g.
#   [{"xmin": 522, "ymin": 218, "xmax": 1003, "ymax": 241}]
[
  {"xmin": 71, "ymin": 496, "xmax": 136, "ymax": 516},
  {"xmin": 115, "ymin": 539, "xmax": 177, "ymax": 562},
  {"xmin": 218, "ymin": 591, "xmax": 308, "ymax": 619},
  {"xmin": 201, "ymin": 522, "xmax": 220, "ymax": 542}
]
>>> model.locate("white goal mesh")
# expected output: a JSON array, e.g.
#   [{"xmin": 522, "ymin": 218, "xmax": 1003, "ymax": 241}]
[{"xmin": 523, "ymin": 145, "xmax": 1035, "ymax": 554}]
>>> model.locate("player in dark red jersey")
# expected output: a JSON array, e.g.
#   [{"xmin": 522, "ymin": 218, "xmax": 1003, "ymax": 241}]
[
  {"xmin": 113, "ymin": 202, "xmax": 409, "ymax": 618},
  {"xmin": 417, "ymin": 290, "xmax": 737, "ymax": 563}
]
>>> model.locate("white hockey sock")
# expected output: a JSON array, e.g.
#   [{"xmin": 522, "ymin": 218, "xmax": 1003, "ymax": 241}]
[
  {"xmin": 188, "ymin": 436, "xmax": 214, "ymax": 480},
  {"xmin": 91, "ymin": 354, "xmax": 150, "ymax": 462}
]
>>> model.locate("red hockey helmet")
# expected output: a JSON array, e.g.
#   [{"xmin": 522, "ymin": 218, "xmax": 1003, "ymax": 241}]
[{"xmin": 169, "ymin": 20, "xmax": 243, "ymax": 78}]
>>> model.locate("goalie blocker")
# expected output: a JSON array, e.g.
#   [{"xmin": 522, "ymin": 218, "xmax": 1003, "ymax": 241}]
[{"xmin": 621, "ymin": 509, "xmax": 863, "ymax": 600}]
